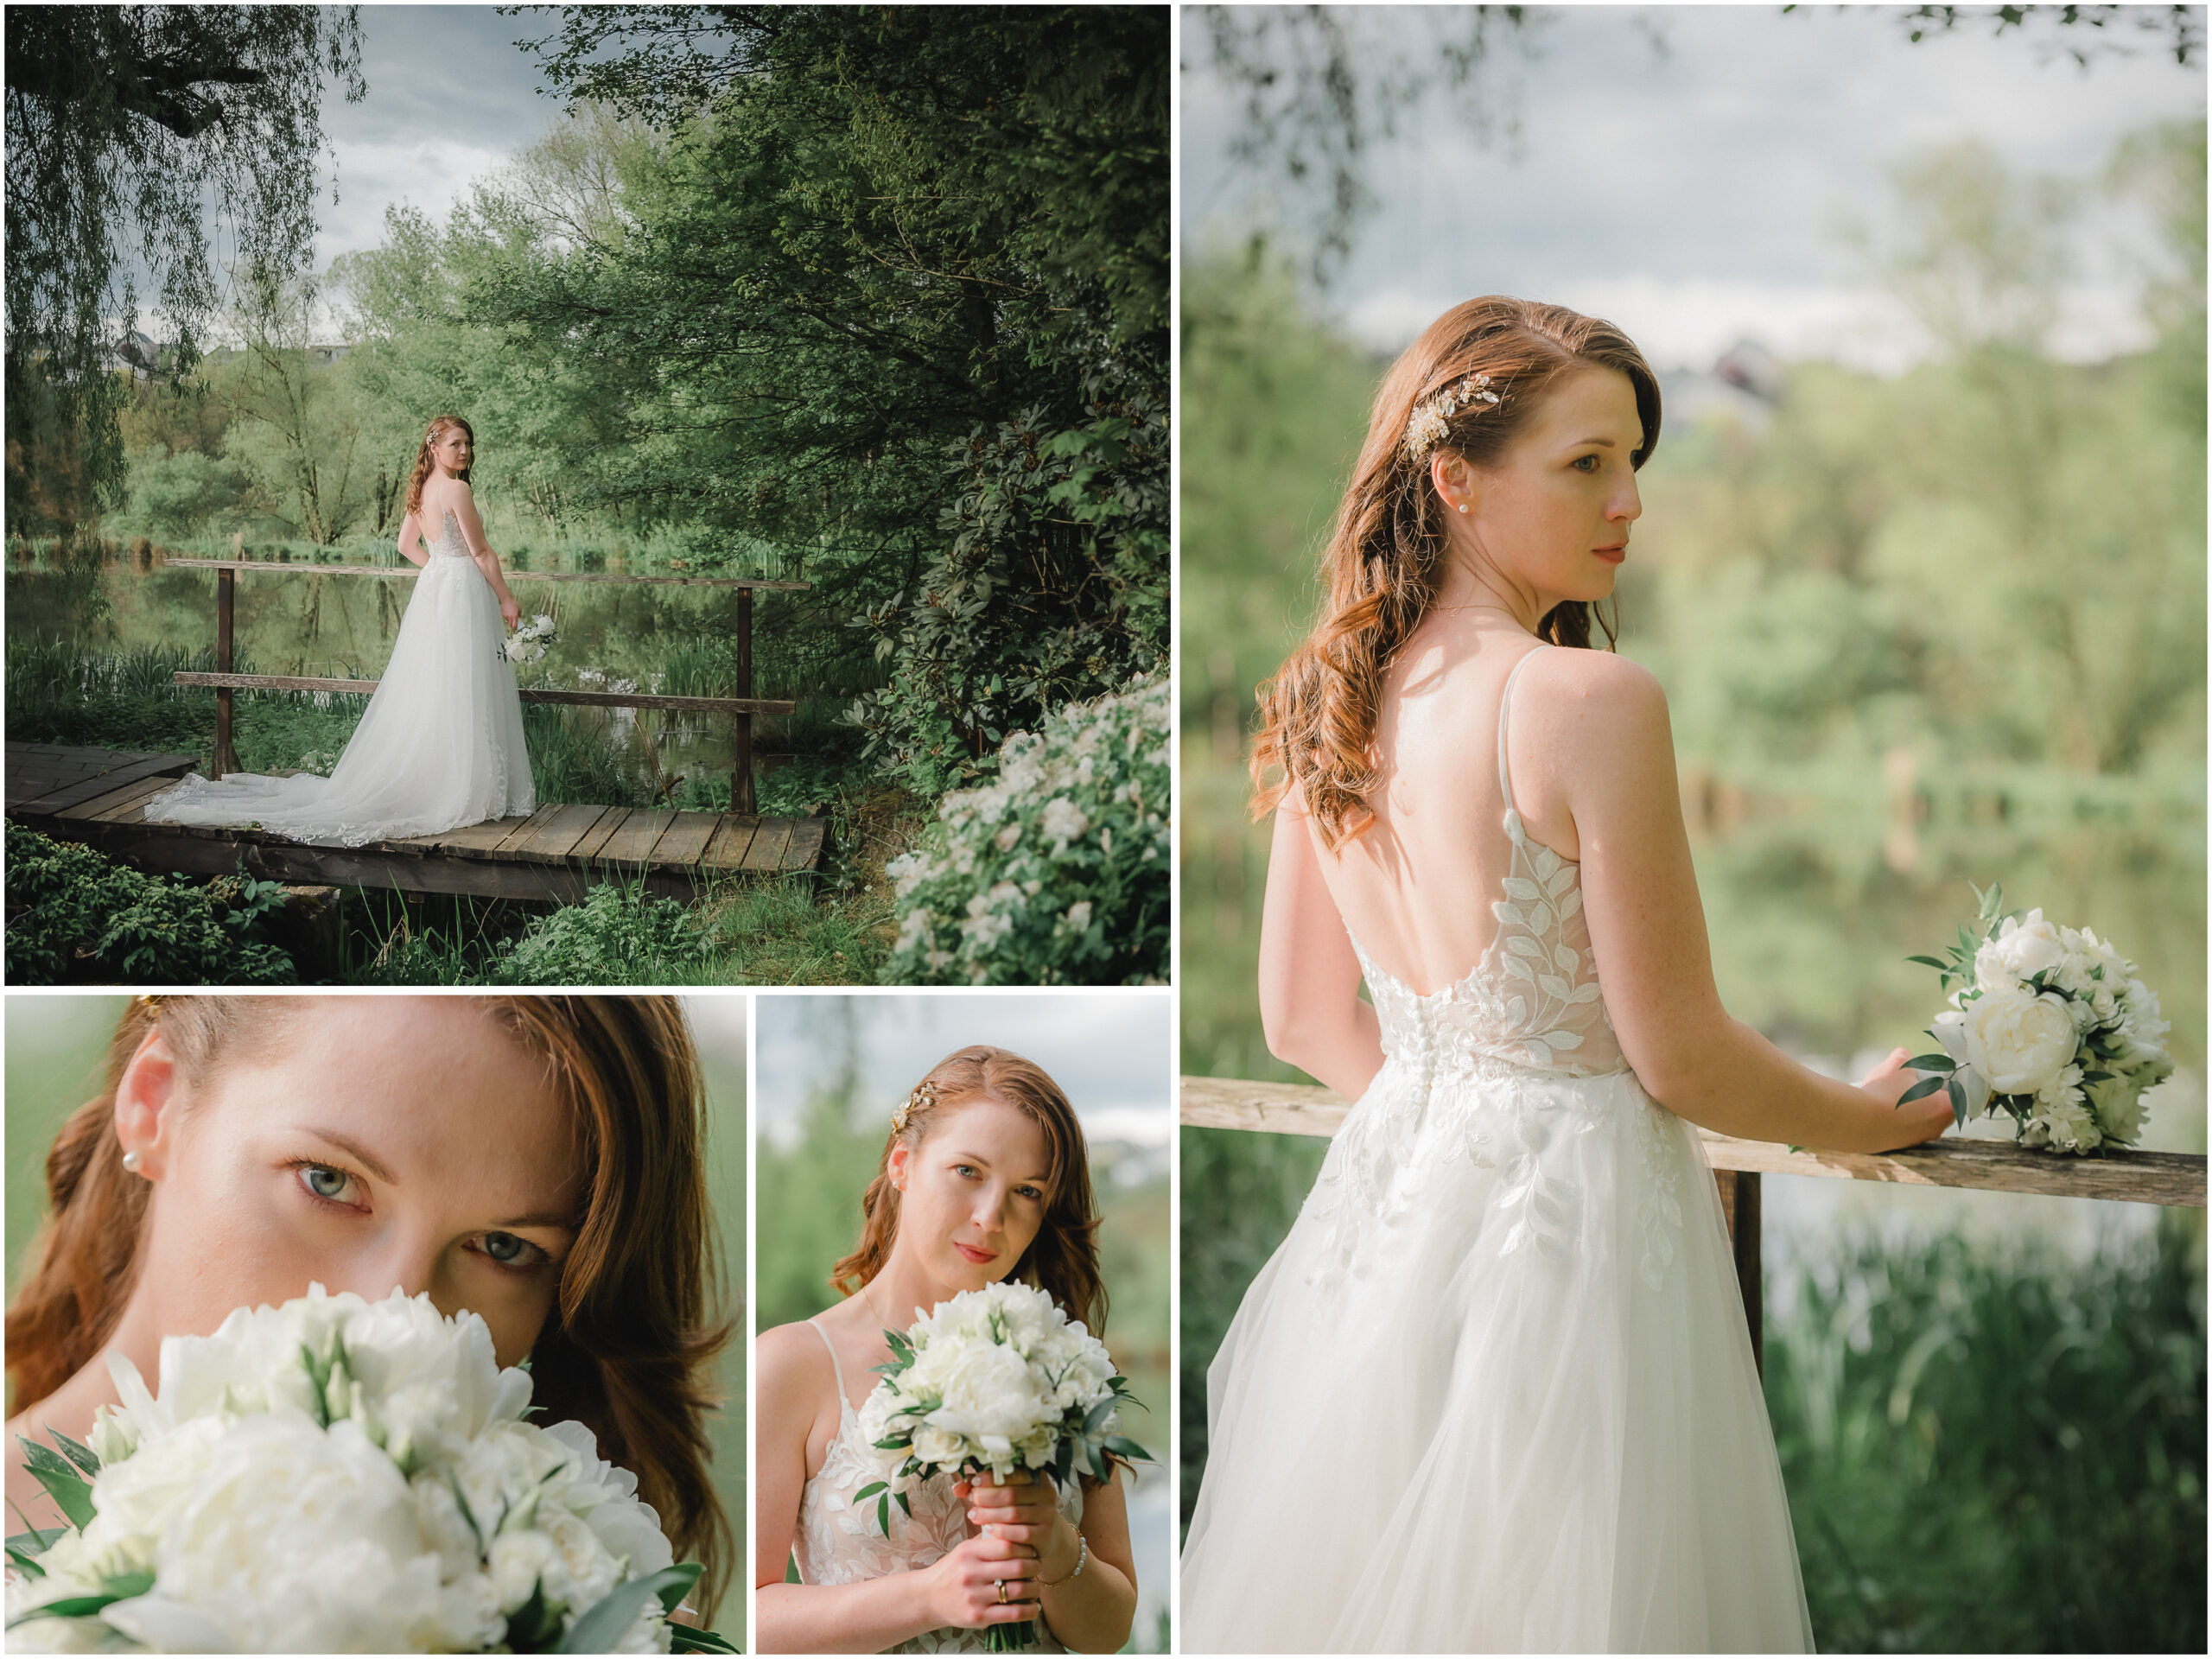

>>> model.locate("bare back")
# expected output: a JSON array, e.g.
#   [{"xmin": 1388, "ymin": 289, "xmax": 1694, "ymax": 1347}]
[{"xmin": 1307, "ymin": 625, "xmax": 1579, "ymax": 998}]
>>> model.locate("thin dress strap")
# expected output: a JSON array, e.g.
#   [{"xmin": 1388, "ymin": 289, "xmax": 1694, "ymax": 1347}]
[
  {"xmin": 805, "ymin": 1318, "xmax": 852, "ymax": 1411},
  {"xmin": 1495, "ymin": 644, "xmax": 1551, "ymax": 821}
]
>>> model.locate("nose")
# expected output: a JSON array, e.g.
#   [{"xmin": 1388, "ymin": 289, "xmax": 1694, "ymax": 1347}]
[
  {"xmin": 333, "ymin": 1235, "xmax": 448, "ymax": 1310},
  {"xmin": 1611, "ymin": 470, "xmax": 1642, "ymax": 524}
]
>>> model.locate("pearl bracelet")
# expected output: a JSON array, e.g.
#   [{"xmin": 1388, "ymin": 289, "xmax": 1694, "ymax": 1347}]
[{"xmin": 1038, "ymin": 1534, "xmax": 1089, "ymax": 1587}]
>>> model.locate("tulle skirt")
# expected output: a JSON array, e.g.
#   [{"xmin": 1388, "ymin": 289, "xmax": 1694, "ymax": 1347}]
[
  {"xmin": 1179, "ymin": 1061, "xmax": 1813, "ymax": 1653},
  {"xmin": 144, "ymin": 555, "xmax": 533, "ymax": 847}
]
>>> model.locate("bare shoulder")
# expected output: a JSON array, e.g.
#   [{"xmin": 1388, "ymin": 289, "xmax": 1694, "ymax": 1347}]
[
  {"xmin": 1523, "ymin": 645, "xmax": 1667, "ymax": 729},
  {"xmin": 755, "ymin": 1319, "xmax": 834, "ymax": 1397}
]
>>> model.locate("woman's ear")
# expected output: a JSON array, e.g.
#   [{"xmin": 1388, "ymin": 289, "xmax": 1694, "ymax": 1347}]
[
  {"xmin": 887, "ymin": 1141, "xmax": 912, "ymax": 1193},
  {"xmin": 1430, "ymin": 452, "xmax": 1475, "ymax": 517},
  {"xmin": 113, "ymin": 1029, "xmax": 181, "ymax": 1180}
]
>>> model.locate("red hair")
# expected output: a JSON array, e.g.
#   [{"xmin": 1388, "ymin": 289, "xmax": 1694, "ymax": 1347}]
[
  {"xmin": 1249, "ymin": 296, "xmax": 1662, "ymax": 849},
  {"xmin": 831, "ymin": 1046, "xmax": 1107, "ymax": 1338},
  {"xmin": 405, "ymin": 413, "xmax": 474, "ymax": 514}
]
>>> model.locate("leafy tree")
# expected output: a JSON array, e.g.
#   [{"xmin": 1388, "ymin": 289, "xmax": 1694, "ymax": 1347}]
[
  {"xmin": 3, "ymin": 5, "xmax": 365, "ymax": 530},
  {"xmin": 468, "ymin": 5, "xmax": 1170, "ymax": 791},
  {"xmin": 218, "ymin": 274, "xmax": 375, "ymax": 545}
]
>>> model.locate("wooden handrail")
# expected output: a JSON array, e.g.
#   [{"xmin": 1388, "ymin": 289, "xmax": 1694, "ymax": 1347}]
[
  {"xmin": 172, "ymin": 553, "xmax": 802, "ymax": 810},
  {"xmin": 1182, "ymin": 1072, "xmax": 2207, "ymax": 1379},
  {"xmin": 171, "ymin": 671, "xmax": 797, "ymax": 717},
  {"xmin": 160, "ymin": 556, "xmax": 809, "ymax": 591}
]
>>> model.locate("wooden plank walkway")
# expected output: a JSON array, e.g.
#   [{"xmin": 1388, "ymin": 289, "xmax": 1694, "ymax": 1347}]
[{"xmin": 7, "ymin": 743, "xmax": 824, "ymax": 903}]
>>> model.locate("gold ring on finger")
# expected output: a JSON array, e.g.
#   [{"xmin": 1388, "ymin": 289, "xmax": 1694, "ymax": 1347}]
[{"xmin": 997, "ymin": 1579, "xmax": 1010, "ymax": 1605}]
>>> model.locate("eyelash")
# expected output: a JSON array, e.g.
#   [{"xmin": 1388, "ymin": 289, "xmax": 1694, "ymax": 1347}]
[
  {"xmin": 953, "ymin": 1163, "xmax": 1046, "ymax": 1202},
  {"xmin": 282, "ymin": 1159, "xmax": 552, "ymax": 1275},
  {"xmin": 1573, "ymin": 454, "xmax": 1602, "ymax": 473}
]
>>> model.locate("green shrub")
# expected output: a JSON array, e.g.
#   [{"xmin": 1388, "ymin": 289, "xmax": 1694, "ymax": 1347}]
[
  {"xmin": 489, "ymin": 880, "xmax": 714, "ymax": 985},
  {"xmin": 1768, "ymin": 1217, "xmax": 2205, "ymax": 1652},
  {"xmin": 883, "ymin": 673, "xmax": 1168, "ymax": 985},
  {"xmin": 4, "ymin": 823, "xmax": 295, "ymax": 984},
  {"xmin": 123, "ymin": 446, "xmax": 257, "ymax": 541}
]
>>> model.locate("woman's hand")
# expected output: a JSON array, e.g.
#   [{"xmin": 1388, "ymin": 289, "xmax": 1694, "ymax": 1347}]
[
  {"xmin": 499, "ymin": 594, "xmax": 521, "ymax": 631},
  {"xmin": 925, "ymin": 1531, "xmax": 1040, "ymax": 1632},
  {"xmin": 960, "ymin": 1471, "xmax": 1079, "ymax": 1582},
  {"xmin": 1857, "ymin": 1046, "xmax": 1955, "ymax": 1150}
]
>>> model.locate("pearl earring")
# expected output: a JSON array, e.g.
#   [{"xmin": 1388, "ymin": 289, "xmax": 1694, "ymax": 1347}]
[
  {"xmin": 1457, "ymin": 503, "xmax": 1469, "ymax": 513},
  {"xmin": 122, "ymin": 1150, "xmax": 143, "ymax": 1173}
]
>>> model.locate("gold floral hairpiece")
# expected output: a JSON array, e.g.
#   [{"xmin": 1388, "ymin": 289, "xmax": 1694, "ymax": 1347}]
[
  {"xmin": 134, "ymin": 994, "xmax": 163, "ymax": 1012},
  {"xmin": 891, "ymin": 1080, "xmax": 938, "ymax": 1135},
  {"xmin": 1403, "ymin": 372, "xmax": 1503, "ymax": 465}
]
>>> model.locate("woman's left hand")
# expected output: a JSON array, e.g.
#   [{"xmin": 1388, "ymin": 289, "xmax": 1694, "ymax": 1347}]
[
  {"xmin": 957, "ymin": 1471, "xmax": 1079, "ymax": 1584},
  {"xmin": 499, "ymin": 594, "xmax": 521, "ymax": 631}
]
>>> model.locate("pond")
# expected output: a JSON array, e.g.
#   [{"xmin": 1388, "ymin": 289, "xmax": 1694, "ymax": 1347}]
[{"xmin": 7, "ymin": 536, "xmax": 843, "ymax": 803}]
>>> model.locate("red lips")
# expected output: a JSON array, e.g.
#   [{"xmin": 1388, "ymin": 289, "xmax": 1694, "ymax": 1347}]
[
  {"xmin": 955, "ymin": 1242, "xmax": 995, "ymax": 1265},
  {"xmin": 1592, "ymin": 545, "xmax": 1626, "ymax": 565}
]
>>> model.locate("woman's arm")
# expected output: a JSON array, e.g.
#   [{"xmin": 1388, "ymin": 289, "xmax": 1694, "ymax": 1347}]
[
  {"xmin": 963, "ymin": 1469, "xmax": 1139, "ymax": 1653},
  {"xmin": 449, "ymin": 484, "xmax": 521, "ymax": 629},
  {"xmin": 1556, "ymin": 652, "xmax": 1952, "ymax": 1153},
  {"xmin": 1256, "ymin": 790, "xmax": 1385, "ymax": 1101},
  {"xmin": 753, "ymin": 1325, "xmax": 1039, "ymax": 1655},
  {"xmin": 394, "ymin": 510, "xmax": 429, "ymax": 569}
]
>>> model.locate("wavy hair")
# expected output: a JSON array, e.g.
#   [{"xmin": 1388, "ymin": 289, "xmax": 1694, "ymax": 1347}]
[
  {"xmin": 831, "ymin": 1046, "xmax": 1107, "ymax": 1340},
  {"xmin": 1249, "ymin": 296, "xmax": 1662, "ymax": 850},
  {"xmin": 3, "ymin": 995, "xmax": 737, "ymax": 1624},
  {"xmin": 405, "ymin": 413, "xmax": 474, "ymax": 515}
]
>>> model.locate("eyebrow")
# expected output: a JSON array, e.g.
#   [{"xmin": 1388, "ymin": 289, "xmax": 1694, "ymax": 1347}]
[
  {"xmin": 949, "ymin": 1150, "xmax": 1054, "ymax": 1184},
  {"xmin": 1573, "ymin": 436, "xmax": 1618, "ymax": 448},
  {"xmin": 301, "ymin": 1128, "xmax": 579, "ymax": 1233}
]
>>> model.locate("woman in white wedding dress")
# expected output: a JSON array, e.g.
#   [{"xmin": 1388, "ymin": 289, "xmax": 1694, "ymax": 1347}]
[
  {"xmin": 754, "ymin": 1048, "xmax": 1139, "ymax": 1653},
  {"xmin": 143, "ymin": 415, "xmax": 535, "ymax": 846},
  {"xmin": 1179, "ymin": 297, "xmax": 1956, "ymax": 1654}
]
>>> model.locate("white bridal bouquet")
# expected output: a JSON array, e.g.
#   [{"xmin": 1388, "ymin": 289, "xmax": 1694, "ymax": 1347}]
[
  {"xmin": 853, "ymin": 1281, "xmax": 1150, "ymax": 1652},
  {"xmin": 1902, "ymin": 883, "xmax": 2173, "ymax": 1154},
  {"xmin": 3, "ymin": 1287, "xmax": 736, "ymax": 1655},
  {"xmin": 505, "ymin": 614, "xmax": 558, "ymax": 665}
]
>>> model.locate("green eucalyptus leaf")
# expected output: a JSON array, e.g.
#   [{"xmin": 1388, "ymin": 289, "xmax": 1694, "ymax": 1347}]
[
  {"xmin": 1904, "ymin": 1054, "xmax": 1955, "ymax": 1072},
  {"xmin": 1897, "ymin": 1076, "xmax": 1948, "ymax": 1105}
]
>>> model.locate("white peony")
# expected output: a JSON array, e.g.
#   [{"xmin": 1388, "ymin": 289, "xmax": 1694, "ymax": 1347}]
[
  {"xmin": 1974, "ymin": 908, "xmax": 2066, "ymax": 990},
  {"xmin": 1959, "ymin": 988, "xmax": 2078, "ymax": 1096}
]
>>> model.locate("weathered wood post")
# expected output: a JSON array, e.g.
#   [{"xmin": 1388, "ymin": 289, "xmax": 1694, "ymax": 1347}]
[
  {"xmin": 733, "ymin": 586, "xmax": 755, "ymax": 816},
  {"xmin": 1714, "ymin": 1169, "xmax": 1764, "ymax": 1376},
  {"xmin": 214, "ymin": 566, "xmax": 238, "ymax": 777}
]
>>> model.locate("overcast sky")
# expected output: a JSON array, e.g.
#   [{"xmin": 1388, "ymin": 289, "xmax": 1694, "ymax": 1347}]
[
  {"xmin": 1183, "ymin": 4, "xmax": 2206, "ymax": 369},
  {"xmin": 309, "ymin": 4, "xmax": 567, "ymax": 263},
  {"xmin": 754, "ymin": 994, "xmax": 1174, "ymax": 1151}
]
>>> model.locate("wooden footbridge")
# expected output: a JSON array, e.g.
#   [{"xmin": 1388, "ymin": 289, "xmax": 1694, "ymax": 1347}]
[{"xmin": 8, "ymin": 742, "xmax": 823, "ymax": 901}]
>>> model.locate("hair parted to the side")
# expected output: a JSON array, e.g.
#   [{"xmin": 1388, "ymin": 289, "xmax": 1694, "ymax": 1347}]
[
  {"xmin": 2, "ymin": 995, "xmax": 737, "ymax": 1624},
  {"xmin": 1249, "ymin": 296, "xmax": 1662, "ymax": 851},
  {"xmin": 831, "ymin": 1046, "xmax": 1107, "ymax": 1341},
  {"xmin": 405, "ymin": 413, "xmax": 474, "ymax": 516}
]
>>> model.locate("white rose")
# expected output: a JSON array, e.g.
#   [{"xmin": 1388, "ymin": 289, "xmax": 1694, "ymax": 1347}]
[
  {"xmin": 2086, "ymin": 1074, "xmax": 2147, "ymax": 1145},
  {"xmin": 1975, "ymin": 909, "xmax": 2065, "ymax": 989},
  {"xmin": 1960, "ymin": 989, "xmax": 2077, "ymax": 1096},
  {"xmin": 911, "ymin": 1424, "xmax": 969, "ymax": 1468}
]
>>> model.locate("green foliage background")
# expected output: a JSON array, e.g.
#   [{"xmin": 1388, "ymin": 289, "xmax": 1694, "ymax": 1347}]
[
  {"xmin": 1178, "ymin": 125, "xmax": 2207, "ymax": 1653},
  {"xmin": 1, "ymin": 994, "xmax": 748, "ymax": 1624}
]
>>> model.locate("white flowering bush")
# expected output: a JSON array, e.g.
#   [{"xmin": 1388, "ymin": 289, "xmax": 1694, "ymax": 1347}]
[
  {"xmin": 1902, "ymin": 883, "xmax": 2173, "ymax": 1154},
  {"xmin": 3, "ymin": 1287, "xmax": 734, "ymax": 1655},
  {"xmin": 884, "ymin": 675, "xmax": 1168, "ymax": 985},
  {"xmin": 852, "ymin": 1282, "xmax": 1150, "ymax": 1653}
]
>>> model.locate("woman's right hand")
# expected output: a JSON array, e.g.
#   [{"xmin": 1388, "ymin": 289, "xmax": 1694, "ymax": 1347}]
[
  {"xmin": 927, "ymin": 1532, "xmax": 1041, "ymax": 1631},
  {"xmin": 1856, "ymin": 1046, "xmax": 1955, "ymax": 1149}
]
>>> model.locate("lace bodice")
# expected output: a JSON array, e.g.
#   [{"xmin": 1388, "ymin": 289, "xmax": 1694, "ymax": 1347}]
[
  {"xmin": 792, "ymin": 1322, "xmax": 1079, "ymax": 1655},
  {"xmin": 426, "ymin": 505, "xmax": 471, "ymax": 558},
  {"xmin": 1348, "ymin": 644, "xmax": 1628, "ymax": 1087}
]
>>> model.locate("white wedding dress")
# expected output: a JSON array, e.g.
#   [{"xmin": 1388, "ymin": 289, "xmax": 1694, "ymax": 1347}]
[
  {"xmin": 1180, "ymin": 645, "xmax": 1813, "ymax": 1653},
  {"xmin": 792, "ymin": 1320, "xmax": 1083, "ymax": 1654},
  {"xmin": 143, "ymin": 508, "xmax": 534, "ymax": 846}
]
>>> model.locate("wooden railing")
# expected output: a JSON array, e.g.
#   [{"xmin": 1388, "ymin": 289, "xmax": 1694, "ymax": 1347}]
[
  {"xmin": 162, "ymin": 556, "xmax": 807, "ymax": 814},
  {"xmin": 1181, "ymin": 1074, "xmax": 2207, "ymax": 1374}
]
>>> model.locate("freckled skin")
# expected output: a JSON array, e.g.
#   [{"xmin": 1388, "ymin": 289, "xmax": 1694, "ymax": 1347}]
[{"xmin": 4, "ymin": 998, "xmax": 582, "ymax": 1529}]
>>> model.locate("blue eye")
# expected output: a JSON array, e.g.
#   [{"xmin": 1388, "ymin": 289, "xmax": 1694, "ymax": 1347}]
[
  {"xmin": 1573, "ymin": 454, "xmax": 1601, "ymax": 472},
  {"xmin": 299, "ymin": 1164, "xmax": 352, "ymax": 1202},
  {"xmin": 483, "ymin": 1232, "xmax": 527, "ymax": 1265}
]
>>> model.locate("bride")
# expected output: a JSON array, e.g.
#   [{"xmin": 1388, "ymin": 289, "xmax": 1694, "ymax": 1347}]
[
  {"xmin": 754, "ymin": 1047, "xmax": 1139, "ymax": 1653},
  {"xmin": 143, "ymin": 415, "xmax": 536, "ymax": 846},
  {"xmin": 1179, "ymin": 296, "xmax": 1956, "ymax": 1653}
]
